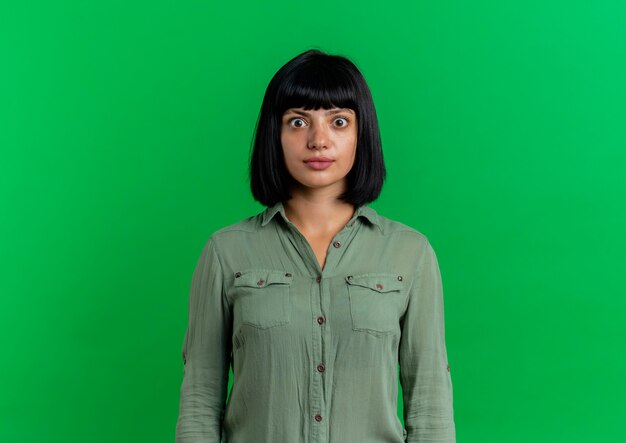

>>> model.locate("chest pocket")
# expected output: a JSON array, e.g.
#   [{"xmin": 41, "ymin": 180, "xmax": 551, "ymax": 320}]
[
  {"xmin": 233, "ymin": 269, "xmax": 293, "ymax": 329},
  {"xmin": 345, "ymin": 272, "xmax": 406, "ymax": 336}
]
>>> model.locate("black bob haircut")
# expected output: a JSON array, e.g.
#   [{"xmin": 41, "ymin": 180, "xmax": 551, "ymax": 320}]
[{"xmin": 249, "ymin": 49, "xmax": 386, "ymax": 208}]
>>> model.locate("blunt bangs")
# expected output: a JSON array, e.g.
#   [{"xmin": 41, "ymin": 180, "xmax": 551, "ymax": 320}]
[{"xmin": 275, "ymin": 60, "xmax": 360, "ymax": 117}]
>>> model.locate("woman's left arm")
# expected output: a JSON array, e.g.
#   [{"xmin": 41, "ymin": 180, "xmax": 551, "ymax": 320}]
[{"xmin": 398, "ymin": 238, "xmax": 456, "ymax": 442}]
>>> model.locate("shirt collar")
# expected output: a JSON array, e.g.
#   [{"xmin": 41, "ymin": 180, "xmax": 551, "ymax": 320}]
[{"xmin": 261, "ymin": 200, "xmax": 382, "ymax": 233}]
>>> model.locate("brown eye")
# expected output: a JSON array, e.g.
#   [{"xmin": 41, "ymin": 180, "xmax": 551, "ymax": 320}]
[
  {"xmin": 334, "ymin": 117, "xmax": 349, "ymax": 128},
  {"xmin": 289, "ymin": 118, "xmax": 306, "ymax": 128}
]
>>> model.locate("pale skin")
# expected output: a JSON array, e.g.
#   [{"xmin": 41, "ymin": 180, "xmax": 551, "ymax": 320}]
[{"xmin": 280, "ymin": 106, "xmax": 358, "ymax": 270}]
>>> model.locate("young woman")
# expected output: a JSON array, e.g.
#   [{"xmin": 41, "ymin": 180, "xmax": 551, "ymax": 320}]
[{"xmin": 175, "ymin": 49, "xmax": 456, "ymax": 443}]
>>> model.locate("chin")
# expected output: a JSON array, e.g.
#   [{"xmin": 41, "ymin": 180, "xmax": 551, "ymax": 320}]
[
  {"xmin": 301, "ymin": 178, "xmax": 344, "ymax": 189},
  {"xmin": 288, "ymin": 168, "xmax": 348, "ymax": 190}
]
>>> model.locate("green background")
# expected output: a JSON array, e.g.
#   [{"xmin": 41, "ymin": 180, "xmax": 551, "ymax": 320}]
[{"xmin": 2, "ymin": 1, "xmax": 625, "ymax": 441}]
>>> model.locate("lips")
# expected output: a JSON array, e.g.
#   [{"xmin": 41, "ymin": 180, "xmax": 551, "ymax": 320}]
[
  {"xmin": 304, "ymin": 157, "xmax": 334, "ymax": 170},
  {"xmin": 304, "ymin": 157, "xmax": 334, "ymax": 163}
]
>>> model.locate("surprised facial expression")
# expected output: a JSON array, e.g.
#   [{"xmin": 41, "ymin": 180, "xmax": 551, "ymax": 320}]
[{"xmin": 280, "ymin": 107, "xmax": 358, "ymax": 193}]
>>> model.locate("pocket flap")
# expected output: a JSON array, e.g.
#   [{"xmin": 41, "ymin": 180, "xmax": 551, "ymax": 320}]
[
  {"xmin": 345, "ymin": 273, "xmax": 404, "ymax": 293},
  {"xmin": 234, "ymin": 269, "xmax": 293, "ymax": 288}
]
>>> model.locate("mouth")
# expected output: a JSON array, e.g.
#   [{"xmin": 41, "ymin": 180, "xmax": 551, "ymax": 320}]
[
  {"xmin": 304, "ymin": 157, "xmax": 334, "ymax": 163},
  {"xmin": 304, "ymin": 157, "xmax": 334, "ymax": 170}
]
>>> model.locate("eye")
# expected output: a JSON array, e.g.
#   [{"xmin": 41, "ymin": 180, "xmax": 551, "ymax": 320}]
[
  {"xmin": 333, "ymin": 116, "xmax": 350, "ymax": 128},
  {"xmin": 288, "ymin": 117, "xmax": 307, "ymax": 128}
]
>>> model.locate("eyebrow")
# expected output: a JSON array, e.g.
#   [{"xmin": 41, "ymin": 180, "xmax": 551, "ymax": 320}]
[{"xmin": 285, "ymin": 108, "xmax": 355, "ymax": 117}]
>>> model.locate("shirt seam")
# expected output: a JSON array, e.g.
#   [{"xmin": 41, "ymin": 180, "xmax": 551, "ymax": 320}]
[{"xmin": 208, "ymin": 234, "xmax": 230, "ymax": 309}]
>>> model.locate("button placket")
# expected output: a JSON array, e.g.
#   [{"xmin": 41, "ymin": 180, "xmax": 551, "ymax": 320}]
[
  {"xmin": 311, "ymin": 273, "xmax": 326, "ymax": 438},
  {"xmin": 325, "ymin": 228, "xmax": 349, "ymax": 273}
]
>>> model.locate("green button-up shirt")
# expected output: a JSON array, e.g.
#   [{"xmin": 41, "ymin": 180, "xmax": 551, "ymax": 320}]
[{"xmin": 175, "ymin": 201, "xmax": 456, "ymax": 442}]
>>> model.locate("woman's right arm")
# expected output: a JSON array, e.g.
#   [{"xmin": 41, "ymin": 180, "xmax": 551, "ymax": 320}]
[{"xmin": 175, "ymin": 236, "xmax": 232, "ymax": 443}]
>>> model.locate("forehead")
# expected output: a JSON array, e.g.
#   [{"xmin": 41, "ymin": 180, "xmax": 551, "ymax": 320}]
[{"xmin": 283, "ymin": 107, "xmax": 355, "ymax": 115}]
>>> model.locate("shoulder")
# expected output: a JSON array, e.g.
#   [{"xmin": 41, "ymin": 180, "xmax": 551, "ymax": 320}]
[
  {"xmin": 374, "ymin": 210, "xmax": 432, "ymax": 248},
  {"xmin": 200, "ymin": 209, "xmax": 265, "ymax": 250},
  {"xmin": 212, "ymin": 214, "xmax": 259, "ymax": 236}
]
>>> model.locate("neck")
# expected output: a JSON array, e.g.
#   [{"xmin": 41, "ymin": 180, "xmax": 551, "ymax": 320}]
[{"xmin": 283, "ymin": 190, "xmax": 356, "ymax": 235}]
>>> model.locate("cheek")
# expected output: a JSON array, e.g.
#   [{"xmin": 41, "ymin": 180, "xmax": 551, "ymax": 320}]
[
  {"xmin": 280, "ymin": 134, "xmax": 299, "ymax": 167},
  {"xmin": 345, "ymin": 134, "xmax": 358, "ymax": 160},
  {"xmin": 281, "ymin": 130, "xmax": 298, "ymax": 149},
  {"xmin": 346, "ymin": 139, "xmax": 358, "ymax": 170},
  {"xmin": 280, "ymin": 131, "xmax": 290, "ymax": 152}
]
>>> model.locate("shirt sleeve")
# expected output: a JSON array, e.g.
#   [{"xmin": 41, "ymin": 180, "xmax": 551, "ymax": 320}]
[
  {"xmin": 398, "ymin": 238, "xmax": 456, "ymax": 442},
  {"xmin": 176, "ymin": 236, "xmax": 232, "ymax": 443}
]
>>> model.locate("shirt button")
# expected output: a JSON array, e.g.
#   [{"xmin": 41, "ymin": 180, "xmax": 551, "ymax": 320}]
[
  {"xmin": 317, "ymin": 316, "xmax": 325, "ymax": 325},
  {"xmin": 317, "ymin": 363, "xmax": 326, "ymax": 373},
  {"xmin": 314, "ymin": 414, "xmax": 323, "ymax": 422},
  {"xmin": 376, "ymin": 283, "xmax": 383, "ymax": 290},
  {"xmin": 332, "ymin": 241, "xmax": 341, "ymax": 248},
  {"xmin": 234, "ymin": 271, "xmax": 241, "ymax": 278},
  {"xmin": 257, "ymin": 279, "xmax": 265, "ymax": 286},
  {"xmin": 316, "ymin": 276, "xmax": 321, "ymax": 283}
]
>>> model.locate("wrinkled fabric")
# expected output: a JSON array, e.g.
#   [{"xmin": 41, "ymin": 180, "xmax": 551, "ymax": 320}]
[{"xmin": 175, "ymin": 201, "xmax": 456, "ymax": 443}]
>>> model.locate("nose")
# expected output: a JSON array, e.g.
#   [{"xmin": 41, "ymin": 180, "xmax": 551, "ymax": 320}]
[{"xmin": 307, "ymin": 120, "xmax": 328, "ymax": 150}]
